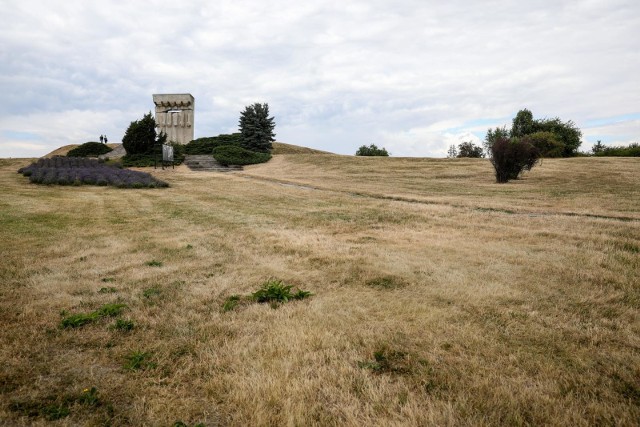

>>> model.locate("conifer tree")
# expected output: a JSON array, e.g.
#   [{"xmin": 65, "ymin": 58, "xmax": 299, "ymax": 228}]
[
  {"xmin": 122, "ymin": 112, "xmax": 160, "ymax": 155},
  {"xmin": 238, "ymin": 103, "xmax": 275, "ymax": 153}
]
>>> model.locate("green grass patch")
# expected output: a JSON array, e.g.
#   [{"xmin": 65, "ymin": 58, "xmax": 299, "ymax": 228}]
[
  {"xmin": 111, "ymin": 318, "xmax": 135, "ymax": 331},
  {"xmin": 60, "ymin": 303, "xmax": 127, "ymax": 328},
  {"xmin": 123, "ymin": 351, "xmax": 156, "ymax": 371},
  {"xmin": 252, "ymin": 279, "xmax": 312, "ymax": 304},
  {"xmin": 9, "ymin": 387, "xmax": 101, "ymax": 421},
  {"xmin": 145, "ymin": 260, "xmax": 163, "ymax": 267},
  {"xmin": 222, "ymin": 280, "xmax": 312, "ymax": 311},
  {"xmin": 222, "ymin": 295, "xmax": 242, "ymax": 312},
  {"xmin": 142, "ymin": 286, "xmax": 162, "ymax": 299}
]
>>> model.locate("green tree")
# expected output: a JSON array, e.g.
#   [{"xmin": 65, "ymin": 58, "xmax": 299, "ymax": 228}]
[
  {"xmin": 356, "ymin": 144, "xmax": 390, "ymax": 156},
  {"xmin": 532, "ymin": 117, "xmax": 582, "ymax": 157},
  {"xmin": 446, "ymin": 145, "xmax": 457, "ymax": 158},
  {"xmin": 592, "ymin": 140, "xmax": 605, "ymax": 154},
  {"xmin": 510, "ymin": 109, "xmax": 535, "ymax": 138},
  {"xmin": 122, "ymin": 112, "xmax": 165, "ymax": 155},
  {"xmin": 487, "ymin": 110, "xmax": 582, "ymax": 157},
  {"xmin": 457, "ymin": 141, "xmax": 484, "ymax": 158},
  {"xmin": 484, "ymin": 126, "xmax": 509, "ymax": 153},
  {"xmin": 526, "ymin": 131, "xmax": 564, "ymax": 158},
  {"xmin": 238, "ymin": 103, "xmax": 275, "ymax": 153}
]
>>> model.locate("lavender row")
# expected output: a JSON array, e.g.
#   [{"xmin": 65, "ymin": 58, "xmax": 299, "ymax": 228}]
[
  {"xmin": 18, "ymin": 157, "xmax": 168, "ymax": 188},
  {"xmin": 18, "ymin": 157, "xmax": 117, "ymax": 173}
]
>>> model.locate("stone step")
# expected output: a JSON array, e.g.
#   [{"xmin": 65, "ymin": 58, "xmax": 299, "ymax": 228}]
[{"xmin": 183, "ymin": 155, "xmax": 242, "ymax": 172}]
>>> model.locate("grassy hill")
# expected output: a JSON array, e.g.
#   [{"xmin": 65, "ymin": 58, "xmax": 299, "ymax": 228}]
[
  {"xmin": 0, "ymin": 155, "xmax": 638, "ymax": 425},
  {"xmin": 270, "ymin": 141, "xmax": 331, "ymax": 155},
  {"xmin": 44, "ymin": 143, "xmax": 121, "ymax": 158}
]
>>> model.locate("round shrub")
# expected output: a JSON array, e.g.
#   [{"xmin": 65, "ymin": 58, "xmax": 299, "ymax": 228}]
[
  {"xmin": 212, "ymin": 145, "xmax": 272, "ymax": 166},
  {"xmin": 67, "ymin": 142, "xmax": 113, "ymax": 157},
  {"xmin": 185, "ymin": 133, "xmax": 243, "ymax": 155}
]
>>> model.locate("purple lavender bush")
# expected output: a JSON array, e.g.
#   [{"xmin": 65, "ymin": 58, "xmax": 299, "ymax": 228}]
[{"xmin": 18, "ymin": 157, "xmax": 168, "ymax": 188}]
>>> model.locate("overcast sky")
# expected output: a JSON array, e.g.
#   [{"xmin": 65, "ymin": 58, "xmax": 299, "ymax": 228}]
[{"xmin": 1, "ymin": 0, "xmax": 639, "ymax": 158}]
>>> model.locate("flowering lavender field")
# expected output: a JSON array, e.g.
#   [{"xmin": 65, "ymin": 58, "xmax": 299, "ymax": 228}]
[{"xmin": 17, "ymin": 157, "xmax": 168, "ymax": 188}]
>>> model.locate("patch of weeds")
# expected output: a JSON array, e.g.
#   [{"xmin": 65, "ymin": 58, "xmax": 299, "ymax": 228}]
[
  {"xmin": 222, "ymin": 294, "xmax": 242, "ymax": 312},
  {"xmin": 101, "ymin": 277, "xmax": 116, "ymax": 283},
  {"xmin": 252, "ymin": 279, "xmax": 312, "ymax": 305},
  {"xmin": 145, "ymin": 260, "xmax": 163, "ymax": 267},
  {"xmin": 123, "ymin": 350, "xmax": 156, "ymax": 371},
  {"xmin": 60, "ymin": 312, "xmax": 99, "ymax": 328},
  {"xmin": 222, "ymin": 280, "xmax": 312, "ymax": 311},
  {"xmin": 98, "ymin": 286, "xmax": 117, "ymax": 294},
  {"xmin": 143, "ymin": 286, "xmax": 162, "ymax": 299},
  {"xmin": 78, "ymin": 387, "xmax": 100, "ymax": 406},
  {"xmin": 111, "ymin": 318, "xmax": 135, "ymax": 331},
  {"xmin": 616, "ymin": 241, "xmax": 639, "ymax": 253},
  {"xmin": 79, "ymin": 256, "xmax": 87, "ymax": 262},
  {"xmin": 365, "ymin": 275, "xmax": 407, "ymax": 290},
  {"xmin": 95, "ymin": 303, "xmax": 127, "ymax": 317},
  {"xmin": 358, "ymin": 346, "xmax": 412, "ymax": 374},
  {"xmin": 9, "ymin": 387, "xmax": 106, "ymax": 421},
  {"xmin": 60, "ymin": 303, "xmax": 127, "ymax": 328},
  {"xmin": 185, "ymin": 244, "xmax": 193, "ymax": 249},
  {"xmin": 9, "ymin": 400, "xmax": 70, "ymax": 421}
]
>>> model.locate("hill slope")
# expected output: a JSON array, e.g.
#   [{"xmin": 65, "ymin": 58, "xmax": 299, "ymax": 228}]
[
  {"xmin": 0, "ymin": 155, "xmax": 638, "ymax": 425},
  {"xmin": 44, "ymin": 143, "xmax": 121, "ymax": 158},
  {"xmin": 271, "ymin": 141, "xmax": 331, "ymax": 155}
]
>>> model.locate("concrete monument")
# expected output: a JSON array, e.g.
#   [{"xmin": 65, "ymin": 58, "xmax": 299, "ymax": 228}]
[{"xmin": 152, "ymin": 94, "xmax": 194, "ymax": 144}]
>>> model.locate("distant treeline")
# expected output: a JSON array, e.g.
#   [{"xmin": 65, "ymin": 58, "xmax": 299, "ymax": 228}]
[{"xmin": 591, "ymin": 141, "xmax": 640, "ymax": 157}]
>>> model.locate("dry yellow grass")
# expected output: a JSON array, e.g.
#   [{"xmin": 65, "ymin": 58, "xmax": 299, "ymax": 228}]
[
  {"xmin": 271, "ymin": 142, "xmax": 330, "ymax": 155},
  {"xmin": 0, "ymin": 153, "xmax": 638, "ymax": 426}
]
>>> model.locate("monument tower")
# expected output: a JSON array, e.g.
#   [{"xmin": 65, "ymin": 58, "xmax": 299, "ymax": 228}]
[{"xmin": 152, "ymin": 94, "xmax": 194, "ymax": 144}]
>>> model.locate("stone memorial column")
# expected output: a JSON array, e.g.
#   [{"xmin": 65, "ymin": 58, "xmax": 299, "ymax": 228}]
[{"xmin": 152, "ymin": 94, "xmax": 195, "ymax": 144}]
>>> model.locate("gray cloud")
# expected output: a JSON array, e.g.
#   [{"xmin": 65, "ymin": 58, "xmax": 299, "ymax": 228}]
[{"xmin": 1, "ymin": 0, "xmax": 638, "ymax": 157}]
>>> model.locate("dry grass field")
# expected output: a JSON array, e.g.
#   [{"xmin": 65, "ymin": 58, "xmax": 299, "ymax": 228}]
[{"xmin": 0, "ymin": 153, "xmax": 638, "ymax": 426}]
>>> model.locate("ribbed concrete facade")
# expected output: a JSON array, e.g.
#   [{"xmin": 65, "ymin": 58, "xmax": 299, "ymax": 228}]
[{"xmin": 152, "ymin": 94, "xmax": 194, "ymax": 144}]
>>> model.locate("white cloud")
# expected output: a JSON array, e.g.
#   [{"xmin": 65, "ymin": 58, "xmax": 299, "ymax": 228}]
[{"xmin": 1, "ymin": 0, "xmax": 639, "ymax": 157}]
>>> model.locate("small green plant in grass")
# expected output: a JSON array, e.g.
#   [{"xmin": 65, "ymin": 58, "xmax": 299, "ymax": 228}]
[
  {"xmin": 143, "ymin": 286, "xmax": 162, "ymax": 299},
  {"xmin": 222, "ymin": 280, "xmax": 312, "ymax": 311},
  {"xmin": 123, "ymin": 350, "xmax": 156, "ymax": 371},
  {"xmin": 9, "ymin": 401, "xmax": 70, "ymax": 421},
  {"xmin": 95, "ymin": 303, "xmax": 127, "ymax": 317},
  {"xmin": 112, "ymin": 318, "xmax": 135, "ymax": 331},
  {"xmin": 61, "ymin": 312, "xmax": 99, "ymax": 328},
  {"xmin": 252, "ymin": 279, "xmax": 312, "ymax": 304},
  {"xmin": 60, "ymin": 303, "xmax": 127, "ymax": 328},
  {"xmin": 78, "ymin": 387, "xmax": 100, "ymax": 406},
  {"xmin": 101, "ymin": 277, "xmax": 116, "ymax": 283},
  {"xmin": 222, "ymin": 295, "xmax": 242, "ymax": 312},
  {"xmin": 145, "ymin": 260, "xmax": 163, "ymax": 267},
  {"xmin": 98, "ymin": 286, "xmax": 117, "ymax": 293}
]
